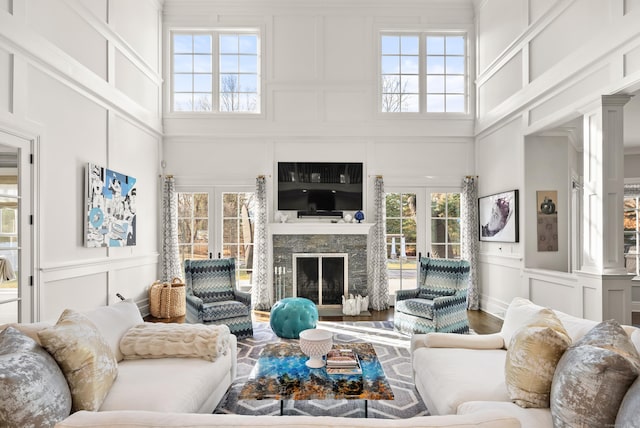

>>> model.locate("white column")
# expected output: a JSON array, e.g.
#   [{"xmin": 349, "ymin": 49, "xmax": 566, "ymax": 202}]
[
  {"xmin": 582, "ymin": 95, "xmax": 631, "ymax": 274},
  {"xmin": 580, "ymin": 95, "xmax": 632, "ymax": 324}
]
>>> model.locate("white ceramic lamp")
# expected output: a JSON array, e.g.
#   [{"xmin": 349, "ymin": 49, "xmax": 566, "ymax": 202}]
[{"xmin": 299, "ymin": 328, "xmax": 333, "ymax": 368}]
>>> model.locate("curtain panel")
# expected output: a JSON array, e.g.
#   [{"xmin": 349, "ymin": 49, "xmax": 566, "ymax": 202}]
[
  {"xmin": 252, "ymin": 176, "xmax": 271, "ymax": 310},
  {"xmin": 161, "ymin": 175, "xmax": 182, "ymax": 281},
  {"xmin": 461, "ymin": 176, "xmax": 479, "ymax": 310},
  {"xmin": 367, "ymin": 176, "xmax": 389, "ymax": 310}
]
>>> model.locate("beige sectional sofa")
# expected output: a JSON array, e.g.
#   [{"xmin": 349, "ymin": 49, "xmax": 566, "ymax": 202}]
[
  {"xmin": 411, "ymin": 297, "xmax": 640, "ymax": 428},
  {"xmin": 0, "ymin": 300, "xmax": 237, "ymax": 427}
]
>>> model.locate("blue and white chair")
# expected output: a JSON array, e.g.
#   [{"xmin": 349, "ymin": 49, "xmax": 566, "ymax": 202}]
[
  {"xmin": 184, "ymin": 258, "xmax": 253, "ymax": 339},
  {"xmin": 394, "ymin": 256, "xmax": 470, "ymax": 335}
]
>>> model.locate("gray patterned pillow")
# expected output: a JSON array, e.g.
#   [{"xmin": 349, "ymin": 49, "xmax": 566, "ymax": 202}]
[
  {"xmin": 616, "ymin": 376, "xmax": 640, "ymax": 428},
  {"xmin": 0, "ymin": 326, "xmax": 72, "ymax": 428},
  {"xmin": 550, "ymin": 320, "xmax": 640, "ymax": 427}
]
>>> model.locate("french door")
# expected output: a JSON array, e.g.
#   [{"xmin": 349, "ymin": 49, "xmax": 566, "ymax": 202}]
[
  {"xmin": 385, "ymin": 187, "xmax": 461, "ymax": 303},
  {"xmin": 0, "ymin": 130, "xmax": 33, "ymax": 324},
  {"xmin": 176, "ymin": 186, "xmax": 255, "ymax": 289}
]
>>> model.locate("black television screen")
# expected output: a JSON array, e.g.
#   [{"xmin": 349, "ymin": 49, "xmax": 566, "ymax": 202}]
[{"xmin": 277, "ymin": 162, "xmax": 363, "ymax": 212}]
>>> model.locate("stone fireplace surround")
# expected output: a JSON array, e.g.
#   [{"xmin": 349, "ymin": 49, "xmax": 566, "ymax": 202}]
[{"xmin": 270, "ymin": 223, "xmax": 370, "ymax": 303}]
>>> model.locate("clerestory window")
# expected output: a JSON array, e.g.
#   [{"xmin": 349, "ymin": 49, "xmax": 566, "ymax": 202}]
[
  {"xmin": 171, "ymin": 31, "xmax": 260, "ymax": 113},
  {"xmin": 381, "ymin": 32, "xmax": 466, "ymax": 113}
]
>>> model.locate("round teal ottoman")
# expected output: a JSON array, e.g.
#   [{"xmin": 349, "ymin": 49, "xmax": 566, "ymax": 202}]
[{"xmin": 270, "ymin": 297, "xmax": 318, "ymax": 339}]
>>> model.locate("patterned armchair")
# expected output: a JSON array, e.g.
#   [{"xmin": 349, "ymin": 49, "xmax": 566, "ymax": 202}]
[
  {"xmin": 394, "ymin": 256, "xmax": 470, "ymax": 335},
  {"xmin": 184, "ymin": 258, "xmax": 253, "ymax": 339}
]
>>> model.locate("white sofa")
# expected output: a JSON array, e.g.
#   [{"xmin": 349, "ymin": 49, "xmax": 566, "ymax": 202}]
[
  {"xmin": 0, "ymin": 300, "xmax": 237, "ymax": 426},
  {"xmin": 411, "ymin": 297, "xmax": 640, "ymax": 428},
  {"xmin": 55, "ymin": 410, "xmax": 521, "ymax": 428}
]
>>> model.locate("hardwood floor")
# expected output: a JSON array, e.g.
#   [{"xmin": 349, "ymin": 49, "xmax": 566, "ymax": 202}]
[{"xmin": 254, "ymin": 307, "xmax": 504, "ymax": 335}]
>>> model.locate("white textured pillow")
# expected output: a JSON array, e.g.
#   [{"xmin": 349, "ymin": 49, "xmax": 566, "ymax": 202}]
[
  {"xmin": 120, "ymin": 322, "xmax": 230, "ymax": 361},
  {"xmin": 38, "ymin": 309, "xmax": 118, "ymax": 412},
  {"xmin": 83, "ymin": 299, "xmax": 143, "ymax": 361},
  {"xmin": 500, "ymin": 297, "xmax": 544, "ymax": 349}
]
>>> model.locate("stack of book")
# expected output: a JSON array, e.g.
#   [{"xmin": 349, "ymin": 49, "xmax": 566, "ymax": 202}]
[{"xmin": 325, "ymin": 348, "xmax": 362, "ymax": 375}]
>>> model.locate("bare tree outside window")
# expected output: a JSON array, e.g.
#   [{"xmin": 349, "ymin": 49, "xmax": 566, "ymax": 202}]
[{"xmin": 172, "ymin": 31, "xmax": 259, "ymax": 113}]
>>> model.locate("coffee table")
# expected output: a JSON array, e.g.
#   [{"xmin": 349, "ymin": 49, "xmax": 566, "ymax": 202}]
[{"xmin": 239, "ymin": 342, "xmax": 394, "ymax": 417}]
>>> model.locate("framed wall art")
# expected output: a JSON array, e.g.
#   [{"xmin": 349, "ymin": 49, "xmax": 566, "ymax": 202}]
[
  {"xmin": 478, "ymin": 189, "xmax": 519, "ymax": 243},
  {"xmin": 85, "ymin": 163, "xmax": 137, "ymax": 247},
  {"xmin": 536, "ymin": 190, "xmax": 558, "ymax": 251}
]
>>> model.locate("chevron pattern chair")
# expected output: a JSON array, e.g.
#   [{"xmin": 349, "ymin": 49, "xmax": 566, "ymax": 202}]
[
  {"xmin": 184, "ymin": 258, "xmax": 253, "ymax": 339},
  {"xmin": 394, "ymin": 256, "xmax": 470, "ymax": 335}
]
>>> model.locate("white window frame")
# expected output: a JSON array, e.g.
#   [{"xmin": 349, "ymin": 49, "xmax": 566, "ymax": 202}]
[
  {"xmin": 428, "ymin": 190, "xmax": 462, "ymax": 259},
  {"xmin": 216, "ymin": 186, "xmax": 256, "ymax": 289},
  {"xmin": 378, "ymin": 30, "xmax": 469, "ymax": 116},
  {"xmin": 167, "ymin": 28, "xmax": 264, "ymax": 116}
]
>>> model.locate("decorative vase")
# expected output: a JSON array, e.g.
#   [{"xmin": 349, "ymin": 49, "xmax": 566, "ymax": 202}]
[
  {"xmin": 299, "ymin": 328, "xmax": 334, "ymax": 368},
  {"xmin": 540, "ymin": 197, "xmax": 556, "ymax": 214},
  {"xmin": 354, "ymin": 210, "xmax": 364, "ymax": 223}
]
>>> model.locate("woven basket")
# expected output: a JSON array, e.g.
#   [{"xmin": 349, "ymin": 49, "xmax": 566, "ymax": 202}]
[{"xmin": 149, "ymin": 278, "xmax": 186, "ymax": 319}]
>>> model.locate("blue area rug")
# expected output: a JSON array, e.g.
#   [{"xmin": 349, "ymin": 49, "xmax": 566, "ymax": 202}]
[{"xmin": 214, "ymin": 320, "xmax": 428, "ymax": 418}]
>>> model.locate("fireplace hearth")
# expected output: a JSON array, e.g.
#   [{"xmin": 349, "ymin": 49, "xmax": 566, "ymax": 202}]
[{"xmin": 294, "ymin": 253, "xmax": 347, "ymax": 306}]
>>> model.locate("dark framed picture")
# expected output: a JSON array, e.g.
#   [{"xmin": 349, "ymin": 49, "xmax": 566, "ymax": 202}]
[{"xmin": 478, "ymin": 189, "xmax": 519, "ymax": 242}]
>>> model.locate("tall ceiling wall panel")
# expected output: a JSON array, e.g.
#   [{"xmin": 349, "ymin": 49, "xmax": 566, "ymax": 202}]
[
  {"xmin": 476, "ymin": 0, "xmax": 526, "ymax": 73},
  {"xmin": 79, "ymin": 0, "xmax": 108, "ymax": 23},
  {"xmin": 626, "ymin": 0, "xmax": 640, "ymax": 14},
  {"xmin": 529, "ymin": 0, "xmax": 609, "ymax": 82},
  {"xmin": 0, "ymin": 48, "xmax": 10, "ymax": 114},
  {"xmin": 478, "ymin": 52, "xmax": 523, "ymax": 116},
  {"xmin": 115, "ymin": 50, "xmax": 159, "ymax": 114},
  {"xmin": 26, "ymin": 0, "xmax": 107, "ymax": 80},
  {"xmin": 323, "ymin": 15, "xmax": 367, "ymax": 81},
  {"xmin": 111, "ymin": 0, "xmax": 160, "ymax": 72},
  {"xmin": 528, "ymin": 0, "xmax": 556, "ymax": 24},
  {"xmin": 25, "ymin": 66, "xmax": 108, "ymax": 264},
  {"xmin": 273, "ymin": 15, "xmax": 318, "ymax": 81}
]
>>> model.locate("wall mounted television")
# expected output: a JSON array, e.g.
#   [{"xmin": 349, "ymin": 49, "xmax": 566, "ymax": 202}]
[{"xmin": 277, "ymin": 162, "xmax": 363, "ymax": 214}]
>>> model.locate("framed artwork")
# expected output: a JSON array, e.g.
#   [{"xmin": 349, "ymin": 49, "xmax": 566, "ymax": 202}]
[
  {"xmin": 478, "ymin": 189, "xmax": 519, "ymax": 242},
  {"xmin": 85, "ymin": 163, "xmax": 137, "ymax": 247},
  {"xmin": 536, "ymin": 190, "xmax": 558, "ymax": 252}
]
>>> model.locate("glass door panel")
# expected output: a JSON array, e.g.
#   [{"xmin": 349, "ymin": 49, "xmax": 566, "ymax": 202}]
[{"xmin": 386, "ymin": 192, "xmax": 418, "ymax": 295}]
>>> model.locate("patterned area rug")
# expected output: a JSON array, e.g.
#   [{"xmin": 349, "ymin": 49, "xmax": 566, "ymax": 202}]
[{"xmin": 214, "ymin": 321, "xmax": 429, "ymax": 419}]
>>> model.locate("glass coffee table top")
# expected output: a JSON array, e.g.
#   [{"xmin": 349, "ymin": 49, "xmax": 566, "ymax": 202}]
[{"xmin": 239, "ymin": 342, "xmax": 394, "ymax": 403}]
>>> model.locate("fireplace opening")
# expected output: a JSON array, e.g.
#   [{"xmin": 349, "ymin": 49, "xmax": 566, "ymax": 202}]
[{"xmin": 293, "ymin": 253, "xmax": 348, "ymax": 306}]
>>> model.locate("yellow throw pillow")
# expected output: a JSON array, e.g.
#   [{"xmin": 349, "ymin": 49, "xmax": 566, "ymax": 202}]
[
  {"xmin": 505, "ymin": 308, "xmax": 571, "ymax": 408},
  {"xmin": 38, "ymin": 309, "xmax": 118, "ymax": 412}
]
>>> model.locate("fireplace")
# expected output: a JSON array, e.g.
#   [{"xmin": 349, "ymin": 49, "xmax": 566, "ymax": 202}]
[
  {"xmin": 293, "ymin": 253, "xmax": 348, "ymax": 306},
  {"xmin": 270, "ymin": 224, "xmax": 371, "ymax": 304}
]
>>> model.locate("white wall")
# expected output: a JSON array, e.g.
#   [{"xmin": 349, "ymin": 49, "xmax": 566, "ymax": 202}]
[
  {"xmin": 524, "ymin": 135, "xmax": 571, "ymax": 272},
  {"xmin": 475, "ymin": 0, "xmax": 640, "ymax": 318},
  {"xmin": 162, "ymin": 0, "xmax": 477, "ymax": 218},
  {"xmin": 0, "ymin": 0, "xmax": 163, "ymax": 321}
]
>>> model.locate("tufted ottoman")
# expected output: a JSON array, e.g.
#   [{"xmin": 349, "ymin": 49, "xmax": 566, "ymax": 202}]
[{"xmin": 269, "ymin": 297, "xmax": 319, "ymax": 339}]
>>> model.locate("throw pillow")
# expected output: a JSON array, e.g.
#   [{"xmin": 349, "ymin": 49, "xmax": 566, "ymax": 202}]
[
  {"xmin": 615, "ymin": 376, "xmax": 640, "ymax": 428},
  {"xmin": 38, "ymin": 309, "xmax": 118, "ymax": 412},
  {"xmin": 83, "ymin": 299, "xmax": 144, "ymax": 361},
  {"xmin": 550, "ymin": 319, "xmax": 640, "ymax": 428},
  {"xmin": 500, "ymin": 297, "xmax": 545, "ymax": 349},
  {"xmin": 504, "ymin": 308, "xmax": 571, "ymax": 408},
  {"xmin": 0, "ymin": 326, "xmax": 72, "ymax": 428}
]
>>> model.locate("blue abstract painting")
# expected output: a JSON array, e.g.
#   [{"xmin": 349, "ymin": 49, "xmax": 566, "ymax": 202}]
[{"xmin": 86, "ymin": 163, "xmax": 137, "ymax": 247}]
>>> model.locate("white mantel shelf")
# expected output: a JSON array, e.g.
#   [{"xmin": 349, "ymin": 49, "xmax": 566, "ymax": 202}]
[{"xmin": 269, "ymin": 222, "xmax": 372, "ymax": 235}]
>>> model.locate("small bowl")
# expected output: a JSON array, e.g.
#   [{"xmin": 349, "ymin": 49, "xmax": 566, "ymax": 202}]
[{"xmin": 299, "ymin": 329, "xmax": 333, "ymax": 368}]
